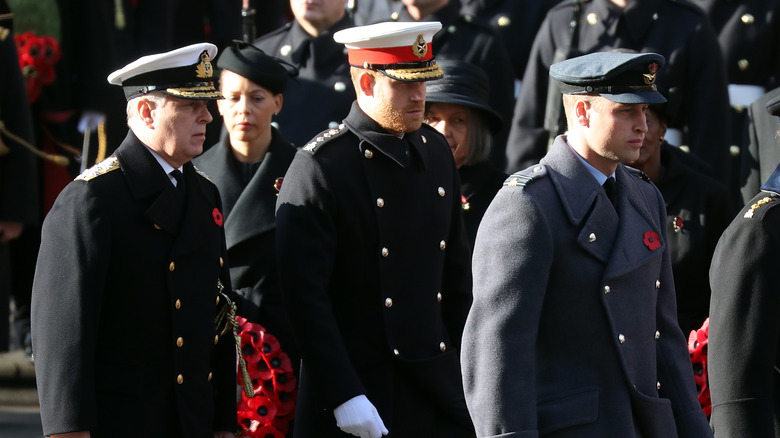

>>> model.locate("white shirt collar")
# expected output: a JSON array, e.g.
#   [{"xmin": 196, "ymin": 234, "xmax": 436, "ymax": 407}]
[
  {"xmin": 565, "ymin": 141, "xmax": 615, "ymax": 186},
  {"xmin": 144, "ymin": 145, "xmax": 183, "ymax": 186}
]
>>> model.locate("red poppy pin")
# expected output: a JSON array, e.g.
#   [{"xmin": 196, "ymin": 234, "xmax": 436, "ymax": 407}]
[
  {"xmin": 673, "ymin": 216, "xmax": 684, "ymax": 233},
  {"xmin": 212, "ymin": 208, "xmax": 223, "ymax": 226},
  {"xmin": 643, "ymin": 231, "xmax": 660, "ymax": 251},
  {"xmin": 461, "ymin": 195, "xmax": 470, "ymax": 211},
  {"xmin": 274, "ymin": 177, "xmax": 283, "ymax": 195}
]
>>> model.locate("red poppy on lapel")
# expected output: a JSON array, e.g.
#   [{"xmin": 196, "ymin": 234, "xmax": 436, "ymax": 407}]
[
  {"xmin": 643, "ymin": 231, "xmax": 660, "ymax": 250},
  {"xmin": 673, "ymin": 216, "xmax": 684, "ymax": 233},
  {"xmin": 461, "ymin": 195, "xmax": 470, "ymax": 211},
  {"xmin": 212, "ymin": 208, "xmax": 223, "ymax": 226}
]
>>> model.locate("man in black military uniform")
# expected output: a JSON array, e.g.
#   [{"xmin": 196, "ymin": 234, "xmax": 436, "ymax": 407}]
[
  {"xmin": 0, "ymin": 0, "xmax": 39, "ymax": 353},
  {"xmin": 506, "ymin": 0, "xmax": 730, "ymax": 179},
  {"xmin": 462, "ymin": 52, "xmax": 711, "ymax": 437},
  {"xmin": 459, "ymin": 0, "xmax": 560, "ymax": 81},
  {"xmin": 708, "ymin": 94, "xmax": 780, "ymax": 438},
  {"xmin": 253, "ymin": 0, "xmax": 356, "ymax": 147},
  {"xmin": 740, "ymin": 86, "xmax": 780, "ymax": 206},
  {"xmin": 276, "ymin": 21, "xmax": 474, "ymax": 438},
  {"xmin": 31, "ymin": 43, "xmax": 237, "ymax": 438},
  {"xmin": 389, "ymin": 0, "xmax": 515, "ymax": 171},
  {"xmin": 691, "ymin": 0, "xmax": 780, "ymax": 205}
]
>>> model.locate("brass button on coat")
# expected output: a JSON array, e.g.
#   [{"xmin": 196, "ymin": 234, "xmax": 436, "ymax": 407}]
[
  {"xmin": 657, "ymin": 381, "xmax": 661, "ymax": 390},
  {"xmin": 177, "ymin": 374, "xmax": 184, "ymax": 384},
  {"xmin": 153, "ymin": 223, "xmax": 161, "ymax": 230},
  {"xmin": 436, "ymin": 292, "xmax": 442, "ymax": 302},
  {"xmin": 176, "ymin": 337, "xmax": 183, "ymax": 347},
  {"xmin": 381, "ymin": 247, "xmax": 389, "ymax": 257},
  {"xmin": 439, "ymin": 342, "xmax": 446, "ymax": 352},
  {"xmin": 604, "ymin": 285, "xmax": 611, "ymax": 294},
  {"xmin": 214, "ymin": 335, "xmax": 219, "ymax": 345},
  {"xmin": 208, "ymin": 372, "xmax": 213, "ymax": 381},
  {"xmin": 438, "ymin": 187, "xmax": 445, "ymax": 197},
  {"xmin": 175, "ymin": 299, "xmax": 181, "ymax": 309},
  {"xmin": 364, "ymin": 149, "xmax": 374, "ymax": 159},
  {"xmin": 655, "ymin": 280, "xmax": 661, "ymax": 289},
  {"xmin": 439, "ymin": 240, "xmax": 446, "ymax": 250},
  {"xmin": 393, "ymin": 348, "xmax": 400, "ymax": 356},
  {"xmin": 655, "ymin": 331, "xmax": 660, "ymax": 340},
  {"xmin": 618, "ymin": 334, "xmax": 625, "ymax": 344},
  {"xmin": 376, "ymin": 198, "xmax": 385, "ymax": 208},
  {"xmin": 219, "ymin": 257, "xmax": 224, "ymax": 267},
  {"xmin": 589, "ymin": 233, "xmax": 596, "ymax": 242},
  {"xmin": 169, "ymin": 261, "xmax": 175, "ymax": 271},
  {"xmin": 384, "ymin": 298, "xmax": 393, "ymax": 308}
]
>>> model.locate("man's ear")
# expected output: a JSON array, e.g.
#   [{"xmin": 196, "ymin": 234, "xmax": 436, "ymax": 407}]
[
  {"xmin": 137, "ymin": 98, "xmax": 155, "ymax": 127},
  {"xmin": 359, "ymin": 71, "xmax": 375, "ymax": 97},
  {"xmin": 574, "ymin": 99, "xmax": 590, "ymax": 128}
]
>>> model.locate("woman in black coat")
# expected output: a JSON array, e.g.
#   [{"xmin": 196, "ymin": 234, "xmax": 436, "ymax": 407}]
[
  {"xmin": 193, "ymin": 44, "xmax": 300, "ymax": 376},
  {"xmin": 424, "ymin": 60, "xmax": 507, "ymax": 250}
]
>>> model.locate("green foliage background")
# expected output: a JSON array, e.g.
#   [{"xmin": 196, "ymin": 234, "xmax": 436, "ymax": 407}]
[{"xmin": 7, "ymin": 0, "xmax": 60, "ymax": 40}]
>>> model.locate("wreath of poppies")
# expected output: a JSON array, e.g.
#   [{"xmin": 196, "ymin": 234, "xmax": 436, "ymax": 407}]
[
  {"xmin": 688, "ymin": 318, "xmax": 711, "ymax": 418},
  {"xmin": 14, "ymin": 32, "xmax": 61, "ymax": 103},
  {"xmin": 235, "ymin": 316, "xmax": 297, "ymax": 437}
]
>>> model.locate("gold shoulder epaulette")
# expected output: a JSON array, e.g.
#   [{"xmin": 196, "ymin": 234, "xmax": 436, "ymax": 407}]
[
  {"xmin": 193, "ymin": 165, "xmax": 213, "ymax": 183},
  {"xmin": 744, "ymin": 196, "xmax": 776, "ymax": 219},
  {"xmin": 75, "ymin": 156, "xmax": 119, "ymax": 181}
]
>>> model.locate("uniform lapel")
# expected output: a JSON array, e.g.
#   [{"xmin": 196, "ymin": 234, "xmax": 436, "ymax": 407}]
[
  {"xmin": 543, "ymin": 139, "xmax": 619, "ymax": 264},
  {"xmin": 115, "ymin": 132, "xmax": 186, "ymax": 235},
  {"xmin": 603, "ymin": 164, "xmax": 664, "ymax": 280}
]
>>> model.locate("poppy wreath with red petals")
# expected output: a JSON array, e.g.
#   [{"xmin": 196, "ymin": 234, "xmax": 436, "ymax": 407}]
[
  {"xmin": 688, "ymin": 318, "xmax": 711, "ymax": 418},
  {"xmin": 235, "ymin": 316, "xmax": 297, "ymax": 437}
]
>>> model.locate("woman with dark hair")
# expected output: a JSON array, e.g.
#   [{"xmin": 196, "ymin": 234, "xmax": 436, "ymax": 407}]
[
  {"xmin": 193, "ymin": 43, "xmax": 300, "ymax": 376},
  {"xmin": 425, "ymin": 60, "xmax": 507, "ymax": 249}
]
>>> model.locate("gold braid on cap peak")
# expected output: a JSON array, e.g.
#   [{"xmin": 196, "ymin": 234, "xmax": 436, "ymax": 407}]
[
  {"xmin": 165, "ymin": 85, "xmax": 223, "ymax": 99},
  {"xmin": 384, "ymin": 64, "xmax": 443, "ymax": 80}
]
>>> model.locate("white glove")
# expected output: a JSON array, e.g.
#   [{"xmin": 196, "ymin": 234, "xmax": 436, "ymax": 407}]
[
  {"xmin": 333, "ymin": 394, "xmax": 389, "ymax": 438},
  {"xmin": 78, "ymin": 110, "xmax": 106, "ymax": 133}
]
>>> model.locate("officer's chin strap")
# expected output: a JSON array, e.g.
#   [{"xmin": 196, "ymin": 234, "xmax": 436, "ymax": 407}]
[{"xmin": 215, "ymin": 280, "xmax": 255, "ymax": 398}]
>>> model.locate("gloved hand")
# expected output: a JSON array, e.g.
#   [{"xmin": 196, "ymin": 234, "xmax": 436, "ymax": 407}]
[
  {"xmin": 333, "ymin": 394, "xmax": 388, "ymax": 438},
  {"xmin": 78, "ymin": 110, "xmax": 106, "ymax": 134}
]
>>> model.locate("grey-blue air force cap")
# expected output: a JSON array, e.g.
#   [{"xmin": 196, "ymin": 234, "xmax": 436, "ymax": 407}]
[{"xmin": 549, "ymin": 52, "xmax": 667, "ymax": 104}]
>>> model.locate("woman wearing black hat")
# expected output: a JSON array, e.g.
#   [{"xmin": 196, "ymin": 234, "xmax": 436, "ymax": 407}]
[
  {"xmin": 424, "ymin": 60, "xmax": 507, "ymax": 250},
  {"xmin": 193, "ymin": 43, "xmax": 300, "ymax": 412}
]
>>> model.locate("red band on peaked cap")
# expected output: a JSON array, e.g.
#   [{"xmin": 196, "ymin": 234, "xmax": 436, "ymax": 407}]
[{"xmin": 347, "ymin": 42, "xmax": 433, "ymax": 66}]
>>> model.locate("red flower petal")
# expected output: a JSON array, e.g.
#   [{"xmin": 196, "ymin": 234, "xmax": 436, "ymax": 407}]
[
  {"xmin": 642, "ymin": 231, "xmax": 661, "ymax": 251},
  {"xmin": 212, "ymin": 208, "xmax": 223, "ymax": 226}
]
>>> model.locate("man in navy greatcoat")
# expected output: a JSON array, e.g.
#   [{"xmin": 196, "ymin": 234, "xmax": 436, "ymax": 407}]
[
  {"xmin": 462, "ymin": 52, "xmax": 712, "ymax": 438},
  {"xmin": 31, "ymin": 43, "xmax": 237, "ymax": 438}
]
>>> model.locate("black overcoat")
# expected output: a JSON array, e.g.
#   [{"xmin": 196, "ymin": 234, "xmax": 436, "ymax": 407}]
[
  {"xmin": 193, "ymin": 128, "xmax": 299, "ymax": 370},
  {"xmin": 655, "ymin": 145, "xmax": 733, "ymax": 336},
  {"xmin": 31, "ymin": 132, "xmax": 237, "ymax": 437},
  {"xmin": 275, "ymin": 103, "xmax": 474, "ymax": 437},
  {"xmin": 462, "ymin": 136, "xmax": 711, "ymax": 438},
  {"xmin": 253, "ymin": 15, "xmax": 356, "ymax": 148},
  {"xmin": 458, "ymin": 160, "xmax": 506, "ymax": 251},
  {"xmin": 506, "ymin": 0, "xmax": 730, "ymax": 177},
  {"xmin": 708, "ymin": 165, "xmax": 780, "ymax": 437}
]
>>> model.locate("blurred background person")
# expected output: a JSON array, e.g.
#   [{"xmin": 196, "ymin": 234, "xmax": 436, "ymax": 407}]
[
  {"xmin": 627, "ymin": 94, "xmax": 733, "ymax": 337},
  {"xmin": 253, "ymin": 0, "xmax": 356, "ymax": 147},
  {"xmin": 691, "ymin": 0, "xmax": 780, "ymax": 206},
  {"xmin": 193, "ymin": 43, "xmax": 300, "ymax": 379},
  {"xmin": 424, "ymin": 60, "xmax": 506, "ymax": 250},
  {"xmin": 507, "ymin": 0, "xmax": 730, "ymax": 182},
  {"xmin": 740, "ymin": 86, "xmax": 780, "ymax": 206}
]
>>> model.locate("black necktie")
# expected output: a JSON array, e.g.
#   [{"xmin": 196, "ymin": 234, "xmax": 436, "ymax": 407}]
[
  {"xmin": 603, "ymin": 176, "xmax": 618, "ymax": 211},
  {"xmin": 171, "ymin": 169, "xmax": 185, "ymax": 196}
]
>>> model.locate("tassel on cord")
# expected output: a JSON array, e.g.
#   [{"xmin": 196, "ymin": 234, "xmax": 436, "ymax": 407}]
[{"xmin": 215, "ymin": 280, "xmax": 254, "ymax": 398}]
